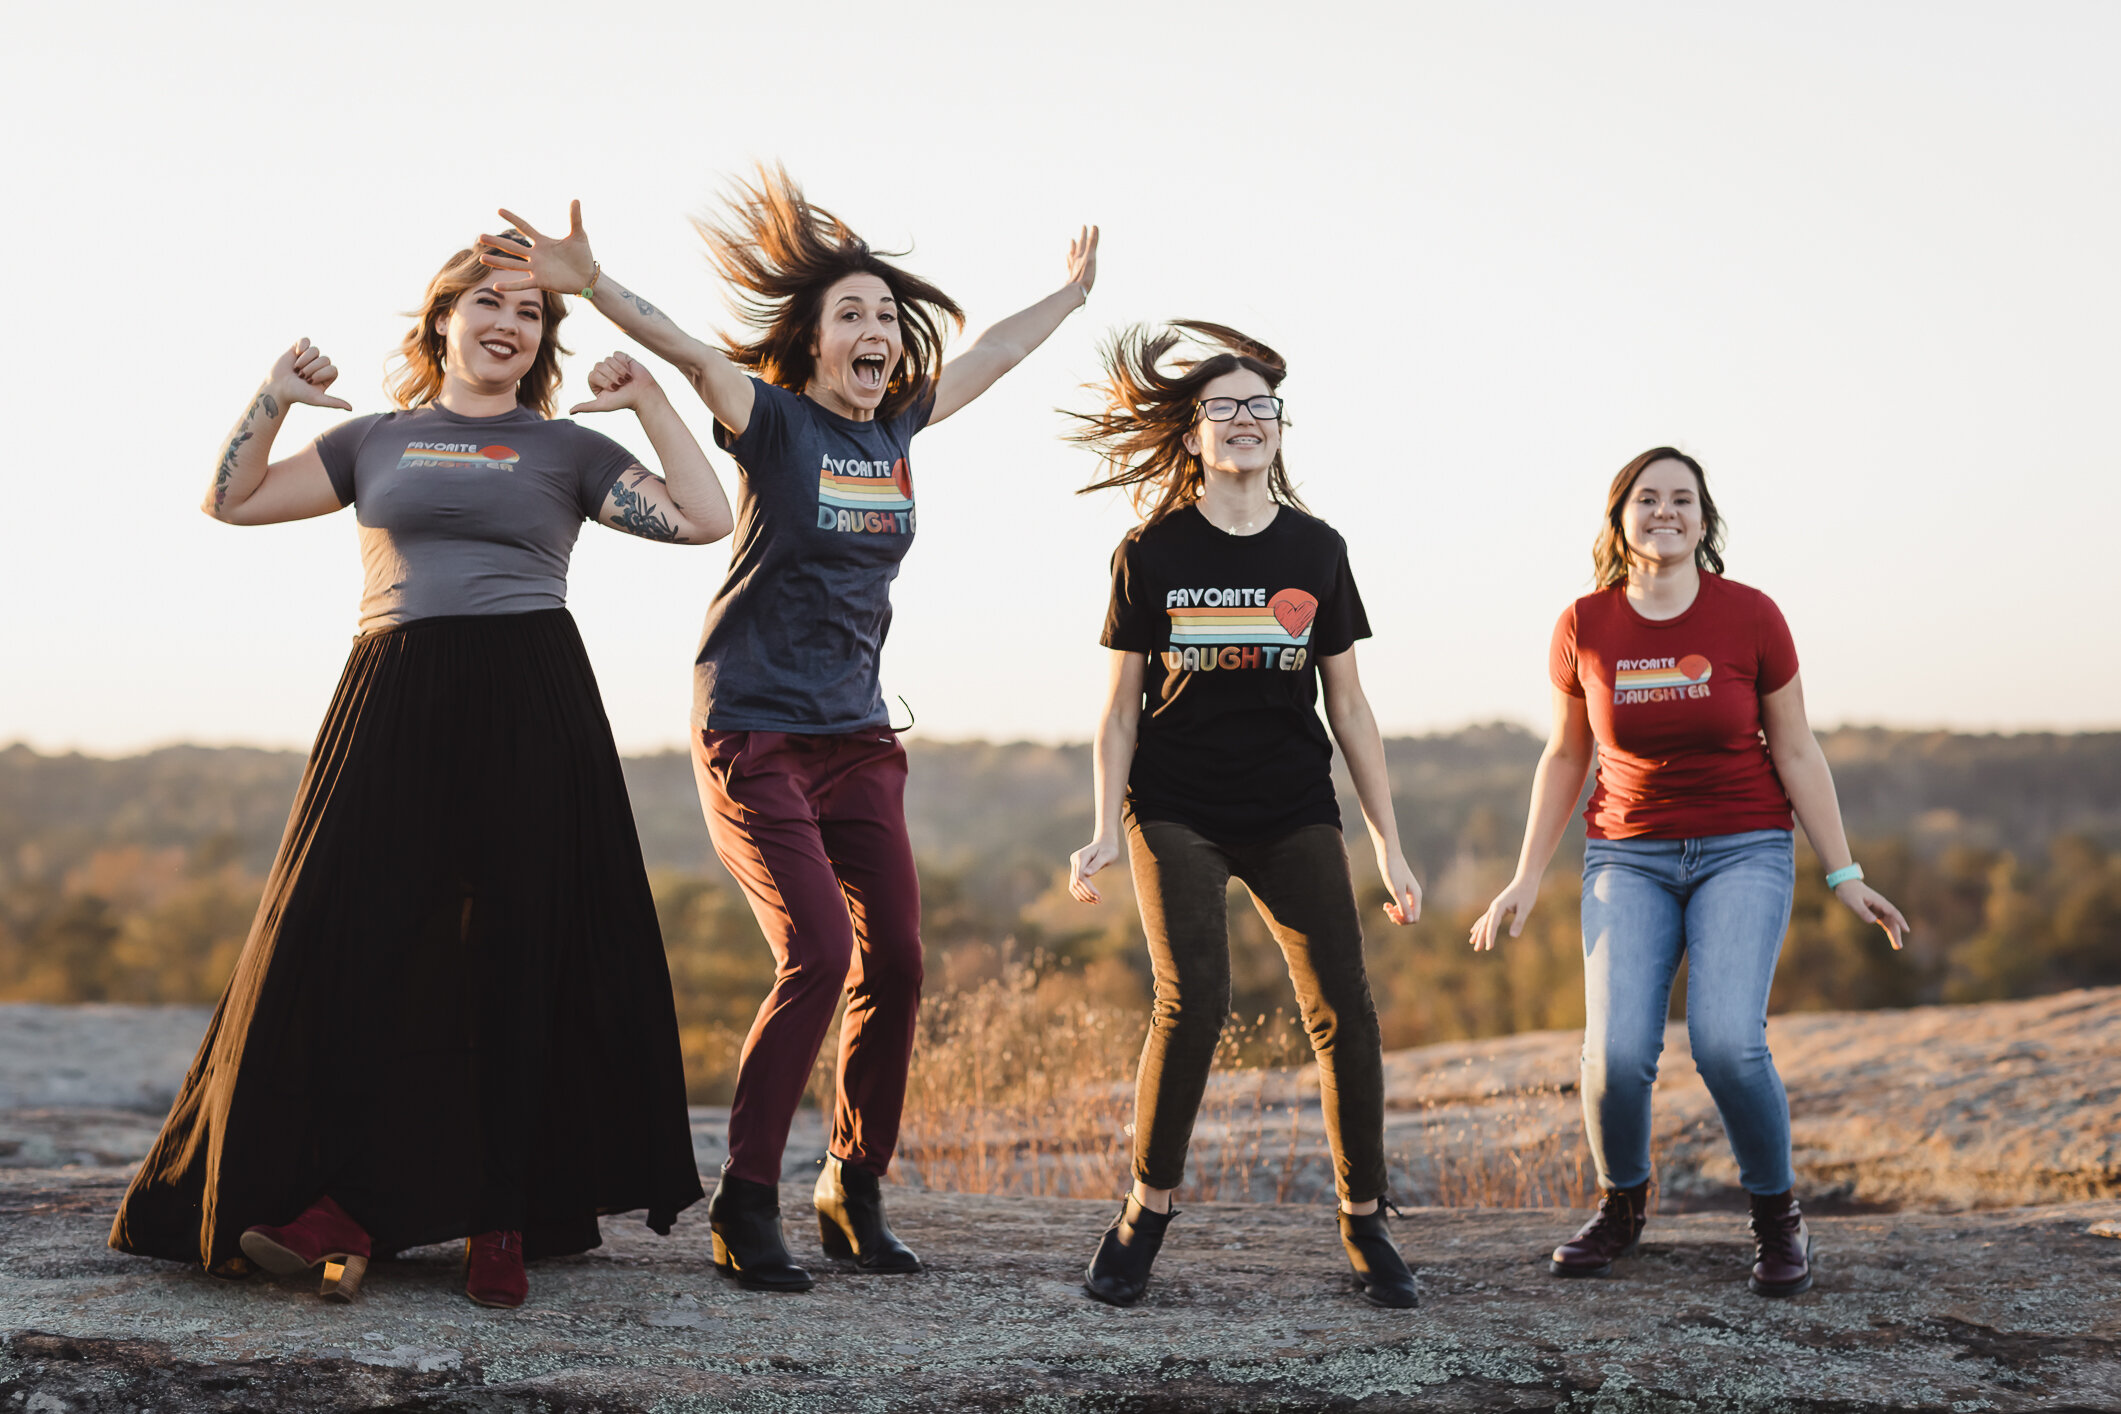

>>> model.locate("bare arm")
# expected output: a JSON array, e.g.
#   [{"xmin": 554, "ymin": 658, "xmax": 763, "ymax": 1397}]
[
  {"xmin": 205, "ymin": 339, "xmax": 353, "ymax": 527},
  {"xmin": 1470, "ymin": 686, "xmax": 1597, "ymax": 950},
  {"xmin": 1066, "ymin": 649, "xmax": 1145, "ymax": 904},
  {"xmin": 1760, "ymin": 672, "xmax": 1909, "ymax": 949},
  {"xmin": 574, "ymin": 354, "xmax": 733, "ymax": 544},
  {"xmin": 480, "ymin": 202, "xmax": 758, "ymax": 438},
  {"xmin": 1320, "ymin": 648, "xmax": 1421, "ymax": 925},
  {"xmin": 929, "ymin": 227, "xmax": 1098, "ymax": 426}
]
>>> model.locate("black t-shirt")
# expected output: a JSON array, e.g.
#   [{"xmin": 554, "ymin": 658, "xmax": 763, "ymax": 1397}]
[{"xmin": 1101, "ymin": 504, "xmax": 1371, "ymax": 843}]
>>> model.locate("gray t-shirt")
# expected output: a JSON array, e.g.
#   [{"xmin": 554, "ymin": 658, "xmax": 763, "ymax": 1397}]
[
  {"xmin": 695, "ymin": 378, "xmax": 933, "ymax": 732},
  {"xmin": 314, "ymin": 404, "xmax": 637, "ymax": 633}
]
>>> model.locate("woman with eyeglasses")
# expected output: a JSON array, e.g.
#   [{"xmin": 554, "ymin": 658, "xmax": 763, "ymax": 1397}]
[
  {"xmin": 482, "ymin": 169, "xmax": 1098, "ymax": 1292},
  {"xmin": 1064, "ymin": 322, "xmax": 1422, "ymax": 1309},
  {"xmin": 1469, "ymin": 447, "xmax": 1908, "ymax": 1298},
  {"xmin": 109, "ymin": 232, "xmax": 729, "ymax": 1309}
]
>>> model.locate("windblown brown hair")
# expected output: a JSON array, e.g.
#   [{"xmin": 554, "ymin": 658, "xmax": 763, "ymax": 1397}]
[
  {"xmin": 1591, "ymin": 446, "xmax": 1727, "ymax": 588},
  {"xmin": 385, "ymin": 232, "xmax": 571, "ymax": 418},
  {"xmin": 693, "ymin": 165, "xmax": 963, "ymax": 422},
  {"xmin": 1066, "ymin": 321, "xmax": 1306, "ymax": 526}
]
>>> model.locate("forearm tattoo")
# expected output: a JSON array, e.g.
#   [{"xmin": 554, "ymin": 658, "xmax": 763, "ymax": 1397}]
[
  {"xmin": 212, "ymin": 390, "xmax": 279, "ymax": 512},
  {"xmin": 612, "ymin": 283, "xmax": 659, "ymax": 321},
  {"xmin": 609, "ymin": 469, "xmax": 683, "ymax": 542}
]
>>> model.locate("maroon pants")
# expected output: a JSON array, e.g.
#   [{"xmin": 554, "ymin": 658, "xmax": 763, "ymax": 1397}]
[{"xmin": 692, "ymin": 729, "xmax": 924, "ymax": 1185}]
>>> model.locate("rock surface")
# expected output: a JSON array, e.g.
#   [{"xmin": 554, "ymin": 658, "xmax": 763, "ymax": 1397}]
[
  {"xmin": 1, "ymin": 994, "xmax": 2117, "ymax": 1409},
  {"xmin": 2, "ymin": 1169, "xmax": 2118, "ymax": 1411},
  {"xmin": 1371, "ymin": 985, "xmax": 2121, "ymax": 1211}
]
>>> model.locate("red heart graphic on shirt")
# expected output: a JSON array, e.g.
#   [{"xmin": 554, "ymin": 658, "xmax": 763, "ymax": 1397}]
[
  {"xmin": 893, "ymin": 458, "xmax": 913, "ymax": 500},
  {"xmin": 1270, "ymin": 588, "xmax": 1318, "ymax": 639}
]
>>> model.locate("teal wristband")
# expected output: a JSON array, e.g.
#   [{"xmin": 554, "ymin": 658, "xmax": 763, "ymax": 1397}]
[{"xmin": 1825, "ymin": 863, "xmax": 1864, "ymax": 890}]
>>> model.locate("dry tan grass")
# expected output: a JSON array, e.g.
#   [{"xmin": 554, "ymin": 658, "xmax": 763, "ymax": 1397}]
[{"xmin": 878, "ymin": 958, "xmax": 1618, "ymax": 1209}]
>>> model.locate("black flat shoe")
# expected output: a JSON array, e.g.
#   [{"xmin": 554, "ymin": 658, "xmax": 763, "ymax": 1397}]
[
  {"xmin": 1083, "ymin": 1195, "xmax": 1174, "ymax": 1307},
  {"xmin": 708, "ymin": 1171, "xmax": 814, "ymax": 1293},
  {"xmin": 815, "ymin": 1154, "xmax": 921, "ymax": 1274},
  {"xmin": 1339, "ymin": 1209, "xmax": 1419, "ymax": 1309}
]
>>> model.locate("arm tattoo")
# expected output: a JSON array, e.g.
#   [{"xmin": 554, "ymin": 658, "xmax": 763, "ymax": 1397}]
[
  {"xmin": 612, "ymin": 283, "xmax": 659, "ymax": 321},
  {"xmin": 212, "ymin": 391, "xmax": 279, "ymax": 512},
  {"xmin": 608, "ymin": 468, "xmax": 683, "ymax": 542}
]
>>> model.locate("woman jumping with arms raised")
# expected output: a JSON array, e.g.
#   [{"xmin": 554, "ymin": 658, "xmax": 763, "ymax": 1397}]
[
  {"xmin": 1064, "ymin": 322, "xmax": 1422, "ymax": 1309},
  {"xmin": 485, "ymin": 168, "xmax": 1097, "ymax": 1291},
  {"xmin": 1471, "ymin": 447, "xmax": 1908, "ymax": 1298},
  {"xmin": 112, "ymin": 231, "xmax": 730, "ymax": 1309}
]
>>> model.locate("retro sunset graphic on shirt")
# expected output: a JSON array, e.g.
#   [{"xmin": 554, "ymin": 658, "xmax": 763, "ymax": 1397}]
[
  {"xmin": 1161, "ymin": 587, "xmax": 1318, "ymax": 672},
  {"xmin": 397, "ymin": 441, "xmax": 521, "ymax": 471},
  {"xmin": 1611, "ymin": 653, "xmax": 1714, "ymax": 704},
  {"xmin": 817, "ymin": 452, "xmax": 915, "ymax": 534}
]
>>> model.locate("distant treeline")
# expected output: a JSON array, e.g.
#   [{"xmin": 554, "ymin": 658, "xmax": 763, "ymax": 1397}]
[{"xmin": 3, "ymin": 729, "xmax": 2117, "ymax": 1101}]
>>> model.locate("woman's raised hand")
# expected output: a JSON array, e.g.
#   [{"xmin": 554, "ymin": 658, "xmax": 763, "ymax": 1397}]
[
  {"xmin": 479, "ymin": 201, "xmax": 597, "ymax": 296},
  {"xmin": 568, "ymin": 352, "xmax": 662, "ymax": 416},
  {"xmin": 1067, "ymin": 834, "xmax": 1122, "ymax": 905},
  {"xmin": 268, "ymin": 338, "xmax": 353, "ymax": 411},
  {"xmin": 1065, "ymin": 225, "xmax": 1100, "ymax": 298},
  {"xmin": 1836, "ymin": 880, "xmax": 1910, "ymax": 951},
  {"xmin": 1469, "ymin": 877, "xmax": 1540, "ymax": 952}
]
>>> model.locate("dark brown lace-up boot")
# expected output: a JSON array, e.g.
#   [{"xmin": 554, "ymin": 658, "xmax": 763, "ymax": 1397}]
[
  {"xmin": 1548, "ymin": 1180, "xmax": 1650, "ymax": 1277},
  {"xmin": 1747, "ymin": 1190, "xmax": 1813, "ymax": 1297}
]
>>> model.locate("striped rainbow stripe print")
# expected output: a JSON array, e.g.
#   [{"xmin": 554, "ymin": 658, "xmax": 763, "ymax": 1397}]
[
  {"xmin": 1614, "ymin": 665, "xmax": 1711, "ymax": 690},
  {"xmin": 818, "ymin": 472, "xmax": 911, "ymax": 511},
  {"xmin": 1166, "ymin": 606, "xmax": 1310, "ymax": 647}
]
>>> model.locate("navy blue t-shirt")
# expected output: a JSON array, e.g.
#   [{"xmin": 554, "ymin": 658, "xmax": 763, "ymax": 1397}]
[{"xmin": 695, "ymin": 378, "xmax": 934, "ymax": 732}]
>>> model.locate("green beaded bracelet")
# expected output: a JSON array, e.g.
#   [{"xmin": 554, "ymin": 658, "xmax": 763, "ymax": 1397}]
[{"xmin": 1825, "ymin": 863, "xmax": 1864, "ymax": 890}]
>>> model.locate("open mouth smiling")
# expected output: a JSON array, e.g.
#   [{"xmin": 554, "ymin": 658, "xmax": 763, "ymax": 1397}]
[
  {"xmin": 480, "ymin": 339, "xmax": 519, "ymax": 359},
  {"xmin": 853, "ymin": 354, "xmax": 887, "ymax": 390}
]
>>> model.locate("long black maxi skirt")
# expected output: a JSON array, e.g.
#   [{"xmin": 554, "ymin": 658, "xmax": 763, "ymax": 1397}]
[{"xmin": 110, "ymin": 609, "xmax": 703, "ymax": 1269}]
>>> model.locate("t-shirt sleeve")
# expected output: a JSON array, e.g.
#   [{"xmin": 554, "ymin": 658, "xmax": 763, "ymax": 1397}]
[
  {"xmin": 1311, "ymin": 541, "xmax": 1372, "ymax": 658},
  {"xmin": 1754, "ymin": 591, "xmax": 1800, "ymax": 695},
  {"xmin": 1099, "ymin": 533, "xmax": 1162, "ymax": 652},
  {"xmin": 1549, "ymin": 603, "xmax": 1585, "ymax": 697},
  {"xmin": 893, "ymin": 378, "xmax": 938, "ymax": 439},
  {"xmin": 311, "ymin": 414, "xmax": 386, "ymax": 507},
  {"xmin": 714, "ymin": 377, "xmax": 792, "ymax": 466},
  {"xmin": 567, "ymin": 423, "xmax": 644, "ymax": 519}
]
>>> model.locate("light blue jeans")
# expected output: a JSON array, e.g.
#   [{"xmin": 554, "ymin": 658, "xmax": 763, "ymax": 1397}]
[{"xmin": 1579, "ymin": 828, "xmax": 1796, "ymax": 1196}]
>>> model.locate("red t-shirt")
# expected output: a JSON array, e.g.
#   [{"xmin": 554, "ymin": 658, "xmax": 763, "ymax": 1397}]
[{"xmin": 1549, "ymin": 573, "xmax": 1800, "ymax": 840}]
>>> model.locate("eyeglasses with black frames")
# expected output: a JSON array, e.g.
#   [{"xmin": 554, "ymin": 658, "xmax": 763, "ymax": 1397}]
[{"xmin": 1196, "ymin": 395, "xmax": 1285, "ymax": 423}]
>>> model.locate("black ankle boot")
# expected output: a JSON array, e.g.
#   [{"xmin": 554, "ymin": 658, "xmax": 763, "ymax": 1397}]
[
  {"xmin": 1747, "ymin": 1190, "xmax": 1813, "ymax": 1298},
  {"xmin": 1338, "ymin": 1208, "xmax": 1419, "ymax": 1309},
  {"xmin": 1083, "ymin": 1195, "xmax": 1174, "ymax": 1307},
  {"xmin": 814, "ymin": 1154, "xmax": 921, "ymax": 1273},
  {"xmin": 708, "ymin": 1171, "xmax": 814, "ymax": 1293}
]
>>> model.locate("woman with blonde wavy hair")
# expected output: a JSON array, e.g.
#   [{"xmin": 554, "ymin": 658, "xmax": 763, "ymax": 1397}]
[
  {"xmin": 1063, "ymin": 322, "xmax": 1422, "ymax": 1310},
  {"xmin": 110, "ymin": 231, "xmax": 731, "ymax": 1310}
]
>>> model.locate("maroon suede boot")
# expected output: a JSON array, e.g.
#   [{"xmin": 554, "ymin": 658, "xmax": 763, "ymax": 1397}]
[
  {"xmin": 1548, "ymin": 1180, "xmax": 1651, "ymax": 1277},
  {"xmin": 1747, "ymin": 1191, "xmax": 1813, "ymax": 1297},
  {"xmin": 239, "ymin": 1195, "xmax": 372, "ymax": 1302},
  {"xmin": 465, "ymin": 1230, "xmax": 529, "ymax": 1309}
]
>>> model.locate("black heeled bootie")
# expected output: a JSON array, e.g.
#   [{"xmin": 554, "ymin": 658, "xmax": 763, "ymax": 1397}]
[
  {"xmin": 1083, "ymin": 1195, "xmax": 1175, "ymax": 1307},
  {"xmin": 708, "ymin": 1171, "xmax": 814, "ymax": 1293},
  {"xmin": 1338, "ymin": 1208, "xmax": 1419, "ymax": 1309},
  {"xmin": 815, "ymin": 1154, "xmax": 921, "ymax": 1273}
]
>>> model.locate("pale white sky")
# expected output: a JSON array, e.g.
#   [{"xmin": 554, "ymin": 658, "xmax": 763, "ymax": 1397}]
[{"xmin": 4, "ymin": 1, "xmax": 2117, "ymax": 753}]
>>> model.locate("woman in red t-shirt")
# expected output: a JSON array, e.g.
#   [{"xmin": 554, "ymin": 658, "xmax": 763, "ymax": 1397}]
[{"xmin": 1471, "ymin": 447, "xmax": 1907, "ymax": 1299}]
